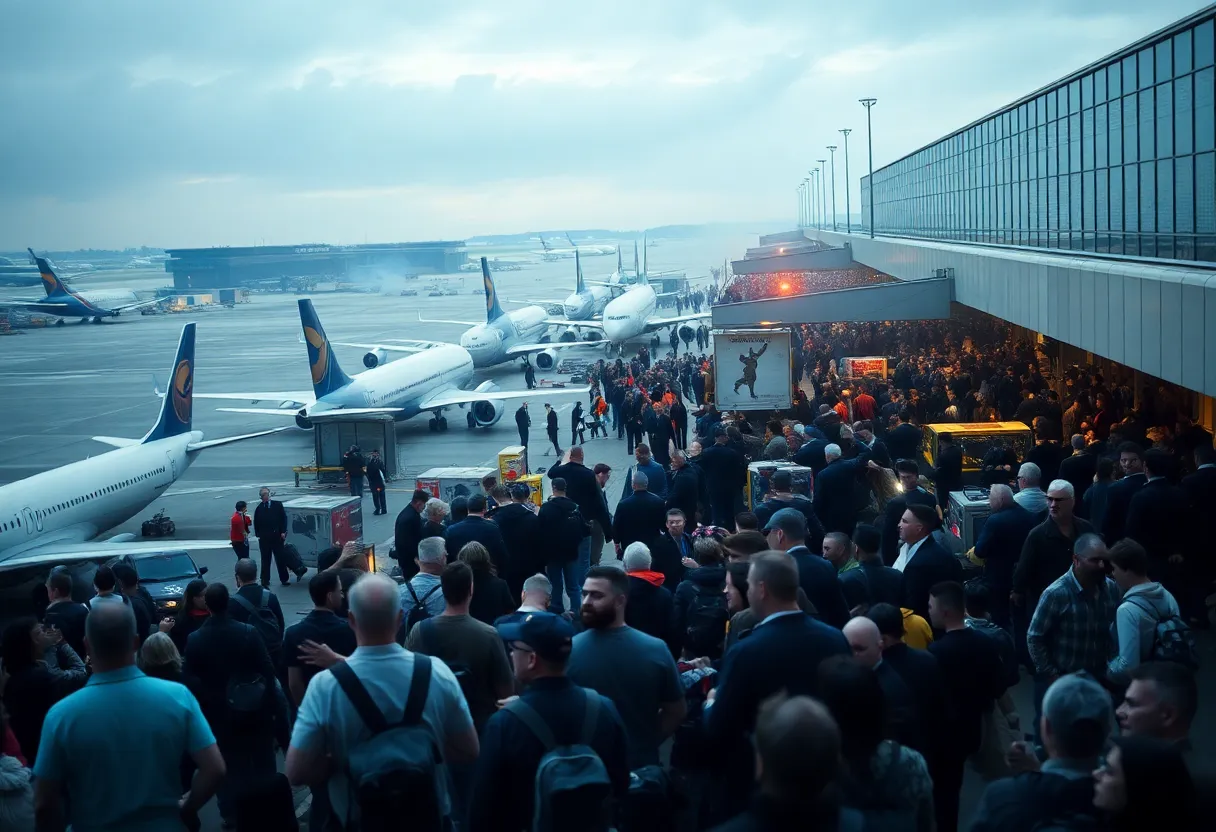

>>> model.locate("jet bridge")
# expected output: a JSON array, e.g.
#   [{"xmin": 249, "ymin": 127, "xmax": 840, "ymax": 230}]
[{"xmin": 710, "ymin": 277, "xmax": 955, "ymax": 328}]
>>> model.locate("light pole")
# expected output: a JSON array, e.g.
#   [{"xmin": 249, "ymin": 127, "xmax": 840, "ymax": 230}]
[
  {"xmin": 816, "ymin": 159, "xmax": 827, "ymax": 231},
  {"xmin": 839, "ymin": 129, "xmax": 852, "ymax": 233},
  {"xmin": 802, "ymin": 177, "xmax": 811, "ymax": 228},
  {"xmin": 860, "ymin": 98, "xmax": 877, "ymax": 238},
  {"xmin": 798, "ymin": 183, "xmax": 806, "ymax": 227},
  {"xmin": 826, "ymin": 145, "xmax": 838, "ymax": 232},
  {"xmin": 810, "ymin": 169, "xmax": 818, "ymax": 229}
]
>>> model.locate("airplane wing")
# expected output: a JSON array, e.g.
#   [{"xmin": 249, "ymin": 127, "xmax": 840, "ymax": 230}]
[
  {"xmin": 111, "ymin": 298, "xmax": 162, "ymax": 312},
  {"xmin": 92, "ymin": 436, "xmax": 140, "ymax": 449},
  {"xmin": 0, "ymin": 300, "xmax": 83, "ymax": 314},
  {"xmin": 418, "ymin": 313, "xmax": 480, "ymax": 326},
  {"xmin": 185, "ymin": 426, "xmax": 293, "ymax": 451},
  {"xmin": 507, "ymin": 299, "xmax": 562, "ymax": 306},
  {"xmin": 331, "ymin": 339, "xmax": 452, "ymax": 354},
  {"xmin": 157, "ymin": 376, "xmax": 315, "ymax": 408},
  {"xmin": 505, "ymin": 340, "xmax": 606, "ymax": 358},
  {"xmin": 541, "ymin": 318, "xmax": 604, "ymax": 330},
  {"xmin": 8, "ymin": 539, "xmax": 247, "ymax": 561},
  {"xmin": 214, "ymin": 406, "xmax": 403, "ymax": 421},
  {"xmin": 418, "ymin": 385, "xmax": 590, "ymax": 411},
  {"xmin": 642, "ymin": 311, "xmax": 711, "ymax": 332}
]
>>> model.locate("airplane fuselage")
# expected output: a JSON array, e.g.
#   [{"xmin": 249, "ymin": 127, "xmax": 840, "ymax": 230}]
[
  {"xmin": 602, "ymin": 285, "xmax": 659, "ymax": 342},
  {"xmin": 459, "ymin": 306, "xmax": 549, "ymax": 367},
  {"xmin": 310, "ymin": 344, "xmax": 476, "ymax": 420},
  {"xmin": 562, "ymin": 285, "xmax": 612, "ymax": 321},
  {"xmin": 0, "ymin": 433, "xmax": 197, "ymax": 562}
]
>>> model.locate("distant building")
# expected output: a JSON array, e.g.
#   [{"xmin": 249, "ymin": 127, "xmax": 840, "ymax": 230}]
[{"xmin": 164, "ymin": 241, "xmax": 468, "ymax": 290}]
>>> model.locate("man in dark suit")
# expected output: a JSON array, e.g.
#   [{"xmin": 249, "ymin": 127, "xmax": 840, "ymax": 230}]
[
  {"xmin": 649, "ymin": 508, "xmax": 694, "ymax": 589},
  {"xmin": 884, "ymin": 408, "xmax": 924, "ymax": 463},
  {"xmin": 664, "ymin": 450, "xmax": 700, "ymax": 524},
  {"xmin": 611, "ymin": 470, "xmax": 667, "ymax": 554},
  {"xmin": 704, "ymin": 551, "xmax": 850, "ymax": 819},
  {"xmin": 443, "ymin": 494, "xmax": 510, "ymax": 570},
  {"xmin": 895, "ymin": 502, "xmax": 962, "ymax": 618},
  {"xmin": 763, "ymin": 508, "xmax": 850, "ymax": 629},
  {"xmin": 515, "ymin": 402, "xmax": 530, "ymax": 448},
  {"xmin": 393, "ymin": 489, "xmax": 431, "ymax": 581},
  {"xmin": 840, "ymin": 523, "xmax": 904, "ymax": 613},
  {"xmin": 793, "ymin": 436, "xmax": 829, "ymax": 476},
  {"xmin": 973, "ymin": 483, "xmax": 1038, "ymax": 628},
  {"xmin": 547, "ymin": 446, "xmax": 613, "ymax": 563},
  {"xmin": 1057, "ymin": 436, "xmax": 1099, "ymax": 515},
  {"xmin": 253, "ymin": 486, "xmax": 295, "ymax": 588},
  {"xmin": 697, "ymin": 426, "xmax": 747, "ymax": 529},
  {"xmin": 184, "ymin": 583, "xmax": 285, "ymax": 819},
  {"xmin": 1126, "ymin": 449, "xmax": 1193, "ymax": 614},
  {"xmin": 811, "ymin": 445, "xmax": 874, "ymax": 536},
  {"xmin": 1101, "ymin": 442, "xmax": 1147, "ymax": 543},
  {"xmin": 869, "ymin": 602, "xmax": 947, "ymax": 745},
  {"xmin": 1182, "ymin": 443, "xmax": 1216, "ymax": 589},
  {"xmin": 492, "ymin": 483, "xmax": 543, "ymax": 597},
  {"xmin": 931, "ymin": 431, "xmax": 965, "ymax": 510}
]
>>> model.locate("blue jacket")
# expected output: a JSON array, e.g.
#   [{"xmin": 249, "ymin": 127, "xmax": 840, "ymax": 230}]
[
  {"xmin": 620, "ymin": 458, "xmax": 668, "ymax": 501},
  {"xmin": 787, "ymin": 546, "xmax": 851, "ymax": 630},
  {"xmin": 974, "ymin": 503, "xmax": 1039, "ymax": 591}
]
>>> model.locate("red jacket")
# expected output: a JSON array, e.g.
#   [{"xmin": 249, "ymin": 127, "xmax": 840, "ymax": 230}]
[{"xmin": 230, "ymin": 511, "xmax": 251, "ymax": 543}]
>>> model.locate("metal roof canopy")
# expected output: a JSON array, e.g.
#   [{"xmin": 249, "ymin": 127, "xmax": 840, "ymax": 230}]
[
  {"xmin": 731, "ymin": 245, "xmax": 854, "ymax": 275},
  {"xmin": 711, "ymin": 277, "xmax": 954, "ymax": 327}
]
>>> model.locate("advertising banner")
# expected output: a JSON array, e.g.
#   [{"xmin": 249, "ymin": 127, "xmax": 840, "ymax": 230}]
[
  {"xmin": 841, "ymin": 356, "xmax": 888, "ymax": 378},
  {"xmin": 713, "ymin": 328, "xmax": 792, "ymax": 410}
]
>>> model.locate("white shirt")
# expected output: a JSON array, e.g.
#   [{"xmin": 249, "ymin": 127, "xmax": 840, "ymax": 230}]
[
  {"xmin": 893, "ymin": 536, "xmax": 928, "ymax": 572},
  {"xmin": 291, "ymin": 643, "xmax": 473, "ymax": 823},
  {"xmin": 1014, "ymin": 487, "xmax": 1048, "ymax": 515}
]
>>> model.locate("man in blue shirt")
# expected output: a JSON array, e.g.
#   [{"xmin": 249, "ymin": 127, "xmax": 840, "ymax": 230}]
[
  {"xmin": 470, "ymin": 612, "xmax": 630, "ymax": 831},
  {"xmin": 33, "ymin": 603, "xmax": 225, "ymax": 832}
]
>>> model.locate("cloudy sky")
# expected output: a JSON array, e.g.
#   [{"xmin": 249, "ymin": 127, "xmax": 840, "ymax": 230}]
[{"xmin": 0, "ymin": 0, "xmax": 1206, "ymax": 249}]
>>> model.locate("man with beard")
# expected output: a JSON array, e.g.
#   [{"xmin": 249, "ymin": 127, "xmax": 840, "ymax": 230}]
[{"xmin": 566, "ymin": 567, "xmax": 686, "ymax": 769}]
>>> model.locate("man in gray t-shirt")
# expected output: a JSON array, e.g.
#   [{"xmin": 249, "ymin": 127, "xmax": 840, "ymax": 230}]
[
  {"xmin": 567, "ymin": 567, "xmax": 686, "ymax": 768},
  {"xmin": 401, "ymin": 537, "xmax": 448, "ymax": 630}
]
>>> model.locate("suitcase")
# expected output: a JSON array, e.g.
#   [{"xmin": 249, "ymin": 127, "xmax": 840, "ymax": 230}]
[{"xmin": 280, "ymin": 542, "xmax": 305, "ymax": 572}]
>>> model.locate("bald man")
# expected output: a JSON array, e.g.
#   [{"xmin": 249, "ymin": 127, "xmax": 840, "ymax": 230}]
[
  {"xmin": 844, "ymin": 612, "xmax": 926, "ymax": 757},
  {"xmin": 843, "ymin": 616, "xmax": 882, "ymax": 668}
]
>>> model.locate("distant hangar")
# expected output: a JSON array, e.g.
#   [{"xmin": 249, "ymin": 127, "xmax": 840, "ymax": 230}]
[{"xmin": 164, "ymin": 241, "xmax": 468, "ymax": 290}]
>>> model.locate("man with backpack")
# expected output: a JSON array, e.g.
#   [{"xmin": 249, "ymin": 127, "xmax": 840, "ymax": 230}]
[
  {"xmin": 539, "ymin": 478, "xmax": 590, "ymax": 615},
  {"xmin": 470, "ymin": 611, "xmax": 630, "ymax": 832},
  {"xmin": 231, "ymin": 558, "xmax": 286, "ymax": 668},
  {"xmin": 1106, "ymin": 539, "xmax": 1193, "ymax": 682},
  {"xmin": 400, "ymin": 537, "xmax": 449, "ymax": 638},
  {"xmin": 287, "ymin": 573, "xmax": 479, "ymax": 831}
]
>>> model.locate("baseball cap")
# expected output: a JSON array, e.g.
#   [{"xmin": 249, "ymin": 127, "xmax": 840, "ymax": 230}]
[
  {"xmin": 497, "ymin": 612, "xmax": 574, "ymax": 663},
  {"xmin": 762, "ymin": 507, "xmax": 807, "ymax": 538}
]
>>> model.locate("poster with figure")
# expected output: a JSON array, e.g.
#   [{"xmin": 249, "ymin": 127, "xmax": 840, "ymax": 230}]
[{"xmin": 712, "ymin": 328, "xmax": 792, "ymax": 410}]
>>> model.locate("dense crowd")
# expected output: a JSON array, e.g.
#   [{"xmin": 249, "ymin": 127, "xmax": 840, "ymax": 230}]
[
  {"xmin": 717, "ymin": 268, "xmax": 889, "ymax": 304},
  {"xmin": 0, "ymin": 313, "xmax": 1211, "ymax": 832}
]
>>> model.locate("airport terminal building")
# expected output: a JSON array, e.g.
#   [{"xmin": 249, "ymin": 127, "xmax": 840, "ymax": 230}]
[
  {"xmin": 720, "ymin": 7, "xmax": 1216, "ymax": 422},
  {"xmin": 164, "ymin": 241, "xmax": 468, "ymax": 290}
]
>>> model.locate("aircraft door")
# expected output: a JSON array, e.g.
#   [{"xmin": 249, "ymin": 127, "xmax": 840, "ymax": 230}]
[{"xmin": 22, "ymin": 507, "xmax": 39, "ymax": 533}]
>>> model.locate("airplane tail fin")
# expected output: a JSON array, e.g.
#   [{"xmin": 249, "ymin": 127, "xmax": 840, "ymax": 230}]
[
  {"xmin": 29, "ymin": 248, "xmax": 68, "ymax": 297},
  {"xmin": 481, "ymin": 258, "xmax": 506, "ymax": 322},
  {"xmin": 298, "ymin": 298, "xmax": 353, "ymax": 400},
  {"xmin": 143, "ymin": 323, "xmax": 195, "ymax": 443},
  {"xmin": 633, "ymin": 241, "xmax": 640, "ymax": 279},
  {"xmin": 643, "ymin": 234, "xmax": 648, "ymax": 276},
  {"xmin": 616, "ymin": 247, "xmax": 623, "ymax": 276},
  {"xmin": 539, "ymin": 236, "xmax": 552, "ymax": 252},
  {"xmin": 575, "ymin": 250, "xmax": 586, "ymax": 294},
  {"xmin": 565, "ymin": 232, "xmax": 576, "ymax": 247}
]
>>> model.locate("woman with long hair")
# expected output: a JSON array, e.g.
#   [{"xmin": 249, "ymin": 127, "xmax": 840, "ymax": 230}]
[
  {"xmin": 0, "ymin": 619, "xmax": 87, "ymax": 766},
  {"xmin": 1093, "ymin": 735, "xmax": 1197, "ymax": 831},
  {"xmin": 458, "ymin": 542, "xmax": 515, "ymax": 625}
]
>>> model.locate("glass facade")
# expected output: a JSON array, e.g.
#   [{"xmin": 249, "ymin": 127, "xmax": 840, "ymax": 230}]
[{"xmin": 860, "ymin": 12, "xmax": 1216, "ymax": 263}]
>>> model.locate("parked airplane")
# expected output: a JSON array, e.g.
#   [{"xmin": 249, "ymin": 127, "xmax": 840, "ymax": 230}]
[
  {"xmin": 508, "ymin": 250, "xmax": 620, "ymax": 326},
  {"xmin": 531, "ymin": 234, "xmax": 615, "ymax": 260},
  {"xmin": 0, "ymin": 324, "xmax": 288, "ymax": 563},
  {"xmin": 187, "ymin": 296, "xmax": 588, "ymax": 432},
  {"xmin": 0, "ymin": 249, "xmax": 158, "ymax": 323},
  {"xmin": 359, "ymin": 258, "xmax": 602, "ymax": 370}
]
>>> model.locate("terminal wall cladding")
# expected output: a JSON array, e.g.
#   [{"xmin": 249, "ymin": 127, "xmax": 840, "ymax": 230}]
[{"xmin": 807, "ymin": 229, "xmax": 1216, "ymax": 399}]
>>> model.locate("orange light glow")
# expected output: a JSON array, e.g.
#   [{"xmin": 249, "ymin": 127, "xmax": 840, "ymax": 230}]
[{"xmin": 779, "ymin": 282, "xmax": 791, "ymax": 292}]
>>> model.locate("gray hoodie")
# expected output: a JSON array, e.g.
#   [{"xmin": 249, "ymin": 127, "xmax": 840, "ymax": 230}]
[{"xmin": 1108, "ymin": 582, "xmax": 1180, "ymax": 678}]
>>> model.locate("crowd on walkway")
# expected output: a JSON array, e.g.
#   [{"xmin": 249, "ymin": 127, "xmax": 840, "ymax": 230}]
[{"xmin": 0, "ymin": 313, "xmax": 1212, "ymax": 832}]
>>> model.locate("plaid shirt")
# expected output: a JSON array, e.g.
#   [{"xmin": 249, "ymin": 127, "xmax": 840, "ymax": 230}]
[{"xmin": 1027, "ymin": 568, "xmax": 1120, "ymax": 677}]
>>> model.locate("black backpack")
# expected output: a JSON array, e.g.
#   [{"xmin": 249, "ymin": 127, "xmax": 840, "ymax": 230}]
[
  {"xmin": 1124, "ymin": 595, "xmax": 1200, "ymax": 670},
  {"xmin": 231, "ymin": 588, "xmax": 283, "ymax": 654},
  {"xmin": 405, "ymin": 581, "xmax": 442, "ymax": 632},
  {"xmin": 683, "ymin": 584, "xmax": 729, "ymax": 657},
  {"xmin": 555, "ymin": 501, "xmax": 588, "ymax": 554},
  {"xmin": 332, "ymin": 656, "xmax": 443, "ymax": 832}
]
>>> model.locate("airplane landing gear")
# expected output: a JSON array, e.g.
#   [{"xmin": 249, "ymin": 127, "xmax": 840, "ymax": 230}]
[
  {"xmin": 91, "ymin": 317, "xmax": 103, "ymax": 324},
  {"xmin": 428, "ymin": 415, "xmax": 449, "ymax": 432},
  {"xmin": 55, "ymin": 319, "xmax": 65, "ymax": 326}
]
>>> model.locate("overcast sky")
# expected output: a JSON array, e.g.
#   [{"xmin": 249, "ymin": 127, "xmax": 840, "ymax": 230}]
[{"xmin": 0, "ymin": 0, "xmax": 1207, "ymax": 249}]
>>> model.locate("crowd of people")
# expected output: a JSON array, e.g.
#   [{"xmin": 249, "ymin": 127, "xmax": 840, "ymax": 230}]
[
  {"xmin": 0, "ymin": 311, "xmax": 1212, "ymax": 831},
  {"xmin": 717, "ymin": 267, "xmax": 889, "ymax": 304}
]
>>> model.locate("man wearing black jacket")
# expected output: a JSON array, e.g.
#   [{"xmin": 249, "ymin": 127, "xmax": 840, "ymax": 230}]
[
  {"xmin": 341, "ymin": 445, "xmax": 365, "ymax": 497},
  {"xmin": 665, "ymin": 450, "xmax": 700, "ymax": 524},
  {"xmin": 894, "ymin": 503, "xmax": 962, "ymax": 619},
  {"xmin": 611, "ymin": 471, "xmax": 667, "ymax": 554},
  {"xmin": 697, "ymin": 426, "xmax": 747, "ymax": 529},
  {"xmin": 393, "ymin": 489, "xmax": 431, "ymax": 581},
  {"xmin": 515, "ymin": 402, "xmax": 530, "ymax": 448},
  {"xmin": 538, "ymin": 478, "xmax": 590, "ymax": 614},
  {"xmin": 493, "ymin": 483, "xmax": 543, "ymax": 597},
  {"xmin": 1101, "ymin": 442, "xmax": 1147, "ymax": 543},
  {"xmin": 365, "ymin": 449, "xmax": 388, "ymax": 515},
  {"xmin": 763, "ymin": 508, "xmax": 850, "ymax": 630},
  {"xmin": 884, "ymin": 408, "xmax": 923, "ymax": 462},
  {"xmin": 1058, "ymin": 436, "xmax": 1099, "ymax": 513},
  {"xmin": 547, "ymin": 447, "xmax": 613, "ymax": 566},
  {"xmin": 42, "ymin": 567, "xmax": 89, "ymax": 659},
  {"xmin": 930, "ymin": 431, "xmax": 964, "ymax": 510},
  {"xmin": 544, "ymin": 402, "xmax": 562, "ymax": 457},
  {"xmin": 444, "ymin": 494, "xmax": 510, "ymax": 571},
  {"xmin": 754, "ymin": 469, "xmax": 825, "ymax": 553},
  {"xmin": 254, "ymin": 487, "xmax": 294, "ymax": 588}
]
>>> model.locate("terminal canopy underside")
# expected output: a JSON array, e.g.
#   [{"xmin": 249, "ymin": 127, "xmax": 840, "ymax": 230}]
[{"xmin": 711, "ymin": 277, "xmax": 955, "ymax": 328}]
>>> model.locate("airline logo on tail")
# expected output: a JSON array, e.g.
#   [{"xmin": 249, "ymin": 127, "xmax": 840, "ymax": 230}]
[
  {"xmin": 28, "ymin": 248, "xmax": 88, "ymax": 305},
  {"xmin": 171, "ymin": 358, "xmax": 193, "ymax": 424},
  {"xmin": 481, "ymin": 258, "xmax": 505, "ymax": 322},
  {"xmin": 305, "ymin": 326, "xmax": 329, "ymax": 385}
]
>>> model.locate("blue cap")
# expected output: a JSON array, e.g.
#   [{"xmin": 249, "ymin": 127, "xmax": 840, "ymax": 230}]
[
  {"xmin": 762, "ymin": 507, "xmax": 808, "ymax": 537},
  {"xmin": 496, "ymin": 612, "xmax": 575, "ymax": 662}
]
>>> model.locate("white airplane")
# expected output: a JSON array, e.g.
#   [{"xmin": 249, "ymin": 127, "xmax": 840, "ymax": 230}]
[
  {"xmin": 355, "ymin": 258, "xmax": 602, "ymax": 370},
  {"xmin": 507, "ymin": 250, "xmax": 621, "ymax": 327},
  {"xmin": 0, "ymin": 323, "xmax": 288, "ymax": 564},
  {"xmin": 531, "ymin": 234, "xmax": 615, "ymax": 260},
  {"xmin": 0, "ymin": 249, "xmax": 158, "ymax": 324},
  {"xmin": 186, "ymin": 295, "xmax": 588, "ymax": 432}
]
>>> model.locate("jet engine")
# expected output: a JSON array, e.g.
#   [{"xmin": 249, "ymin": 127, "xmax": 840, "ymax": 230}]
[
  {"xmin": 295, "ymin": 410, "xmax": 314, "ymax": 430},
  {"xmin": 678, "ymin": 325, "xmax": 696, "ymax": 344},
  {"xmin": 471, "ymin": 399, "xmax": 505, "ymax": 426},
  {"xmin": 583, "ymin": 329, "xmax": 603, "ymax": 342},
  {"xmin": 363, "ymin": 348, "xmax": 387, "ymax": 369},
  {"xmin": 559, "ymin": 327, "xmax": 579, "ymax": 343},
  {"xmin": 534, "ymin": 349, "xmax": 559, "ymax": 370}
]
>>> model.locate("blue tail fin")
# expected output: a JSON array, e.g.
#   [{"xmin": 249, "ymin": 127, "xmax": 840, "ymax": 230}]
[
  {"xmin": 575, "ymin": 250, "xmax": 586, "ymax": 293},
  {"xmin": 481, "ymin": 258, "xmax": 506, "ymax": 322},
  {"xmin": 633, "ymin": 241, "xmax": 640, "ymax": 280},
  {"xmin": 616, "ymin": 247, "xmax": 623, "ymax": 276},
  {"xmin": 298, "ymin": 299, "xmax": 353, "ymax": 399},
  {"xmin": 144, "ymin": 323, "xmax": 195, "ymax": 443},
  {"xmin": 28, "ymin": 248, "xmax": 69, "ymax": 298}
]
